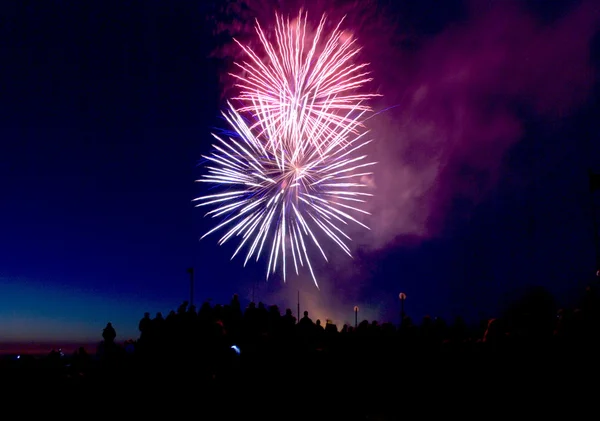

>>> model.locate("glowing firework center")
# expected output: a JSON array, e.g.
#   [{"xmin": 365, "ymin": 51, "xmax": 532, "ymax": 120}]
[{"xmin": 195, "ymin": 12, "xmax": 378, "ymax": 287}]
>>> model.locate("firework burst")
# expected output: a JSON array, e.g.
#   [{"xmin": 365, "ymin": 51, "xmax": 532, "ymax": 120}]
[
  {"xmin": 231, "ymin": 10, "xmax": 379, "ymax": 157},
  {"xmin": 196, "ymin": 12, "xmax": 377, "ymax": 287}
]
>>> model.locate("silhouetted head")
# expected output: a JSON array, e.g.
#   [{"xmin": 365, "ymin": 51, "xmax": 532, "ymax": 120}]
[
  {"xmin": 144, "ymin": 312, "xmax": 150, "ymax": 318},
  {"xmin": 316, "ymin": 319, "xmax": 321, "ymax": 326},
  {"xmin": 304, "ymin": 311, "xmax": 308, "ymax": 317}
]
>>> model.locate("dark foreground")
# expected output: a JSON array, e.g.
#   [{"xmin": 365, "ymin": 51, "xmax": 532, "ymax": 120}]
[
  {"xmin": 4, "ymin": 286, "xmax": 600, "ymax": 418},
  {"xmin": 2, "ymin": 339, "xmax": 599, "ymax": 419}
]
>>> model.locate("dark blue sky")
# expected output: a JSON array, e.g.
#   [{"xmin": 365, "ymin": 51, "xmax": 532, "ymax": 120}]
[{"xmin": 1, "ymin": 0, "xmax": 599, "ymax": 343}]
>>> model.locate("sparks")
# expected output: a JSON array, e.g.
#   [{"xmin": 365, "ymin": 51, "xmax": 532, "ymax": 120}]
[
  {"xmin": 196, "ymin": 12, "xmax": 377, "ymax": 287},
  {"xmin": 231, "ymin": 11, "xmax": 380, "ymax": 157}
]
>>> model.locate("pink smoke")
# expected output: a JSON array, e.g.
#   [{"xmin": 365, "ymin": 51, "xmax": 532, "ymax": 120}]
[
  {"xmin": 210, "ymin": 0, "xmax": 600, "ymax": 251},
  {"xmin": 359, "ymin": 0, "xmax": 599, "ymax": 248}
]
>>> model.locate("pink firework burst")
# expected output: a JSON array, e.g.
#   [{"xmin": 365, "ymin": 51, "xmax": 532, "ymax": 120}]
[{"xmin": 230, "ymin": 11, "xmax": 380, "ymax": 157}]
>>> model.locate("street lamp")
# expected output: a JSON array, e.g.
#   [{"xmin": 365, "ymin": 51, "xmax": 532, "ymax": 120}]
[
  {"xmin": 353, "ymin": 306, "xmax": 359, "ymax": 328},
  {"xmin": 399, "ymin": 292, "xmax": 407, "ymax": 326}
]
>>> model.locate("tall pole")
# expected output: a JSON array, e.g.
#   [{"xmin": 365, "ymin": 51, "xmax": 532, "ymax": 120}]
[
  {"xmin": 399, "ymin": 292, "xmax": 406, "ymax": 326},
  {"xmin": 297, "ymin": 290, "xmax": 300, "ymax": 323},
  {"xmin": 354, "ymin": 306, "xmax": 359, "ymax": 328}
]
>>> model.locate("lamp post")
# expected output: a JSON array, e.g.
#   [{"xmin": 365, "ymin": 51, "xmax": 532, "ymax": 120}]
[
  {"xmin": 353, "ymin": 306, "xmax": 359, "ymax": 328},
  {"xmin": 399, "ymin": 292, "xmax": 407, "ymax": 326}
]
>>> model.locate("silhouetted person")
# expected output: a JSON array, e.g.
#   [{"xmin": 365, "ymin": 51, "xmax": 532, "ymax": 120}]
[
  {"xmin": 230, "ymin": 294, "xmax": 241, "ymax": 313},
  {"xmin": 103, "ymin": 322, "xmax": 116, "ymax": 344},
  {"xmin": 139, "ymin": 312, "xmax": 152, "ymax": 347},
  {"xmin": 72, "ymin": 346, "xmax": 90, "ymax": 372},
  {"xmin": 244, "ymin": 302, "xmax": 258, "ymax": 336},
  {"xmin": 282, "ymin": 308, "xmax": 296, "ymax": 327},
  {"xmin": 267, "ymin": 305, "xmax": 281, "ymax": 336},
  {"xmin": 325, "ymin": 320, "xmax": 338, "ymax": 334},
  {"xmin": 139, "ymin": 312, "xmax": 151, "ymax": 334},
  {"xmin": 165, "ymin": 310, "xmax": 177, "ymax": 338},
  {"xmin": 256, "ymin": 302, "xmax": 269, "ymax": 333},
  {"xmin": 198, "ymin": 301, "xmax": 212, "ymax": 324},
  {"xmin": 178, "ymin": 301, "xmax": 188, "ymax": 314},
  {"xmin": 298, "ymin": 311, "xmax": 314, "ymax": 336},
  {"xmin": 299, "ymin": 310, "xmax": 312, "ymax": 325},
  {"xmin": 315, "ymin": 319, "xmax": 325, "ymax": 333},
  {"xmin": 153, "ymin": 312, "xmax": 165, "ymax": 334}
]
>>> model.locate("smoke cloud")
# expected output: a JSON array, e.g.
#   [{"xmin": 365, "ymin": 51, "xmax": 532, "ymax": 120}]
[
  {"xmin": 209, "ymin": 0, "xmax": 600, "ymax": 322},
  {"xmin": 360, "ymin": 0, "xmax": 599, "ymax": 249}
]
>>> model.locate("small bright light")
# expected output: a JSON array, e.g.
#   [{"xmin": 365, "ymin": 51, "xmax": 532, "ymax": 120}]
[{"xmin": 231, "ymin": 345, "xmax": 241, "ymax": 355}]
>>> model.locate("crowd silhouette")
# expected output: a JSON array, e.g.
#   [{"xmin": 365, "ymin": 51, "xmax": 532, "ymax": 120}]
[{"xmin": 3, "ymin": 284, "xmax": 600, "ymax": 418}]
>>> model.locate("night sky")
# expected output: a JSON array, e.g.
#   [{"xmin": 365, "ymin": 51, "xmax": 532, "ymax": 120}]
[{"xmin": 1, "ymin": 0, "xmax": 600, "ymax": 345}]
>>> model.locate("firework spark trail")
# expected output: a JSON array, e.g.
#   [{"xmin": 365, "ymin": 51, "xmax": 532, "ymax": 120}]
[
  {"xmin": 196, "ymin": 12, "xmax": 377, "ymax": 287},
  {"xmin": 230, "ymin": 11, "xmax": 380, "ymax": 158},
  {"xmin": 195, "ymin": 104, "xmax": 375, "ymax": 287}
]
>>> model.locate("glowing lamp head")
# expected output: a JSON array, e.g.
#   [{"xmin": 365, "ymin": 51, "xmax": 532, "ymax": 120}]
[
  {"xmin": 354, "ymin": 306, "xmax": 359, "ymax": 312},
  {"xmin": 399, "ymin": 292, "xmax": 407, "ymax": 300}
]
